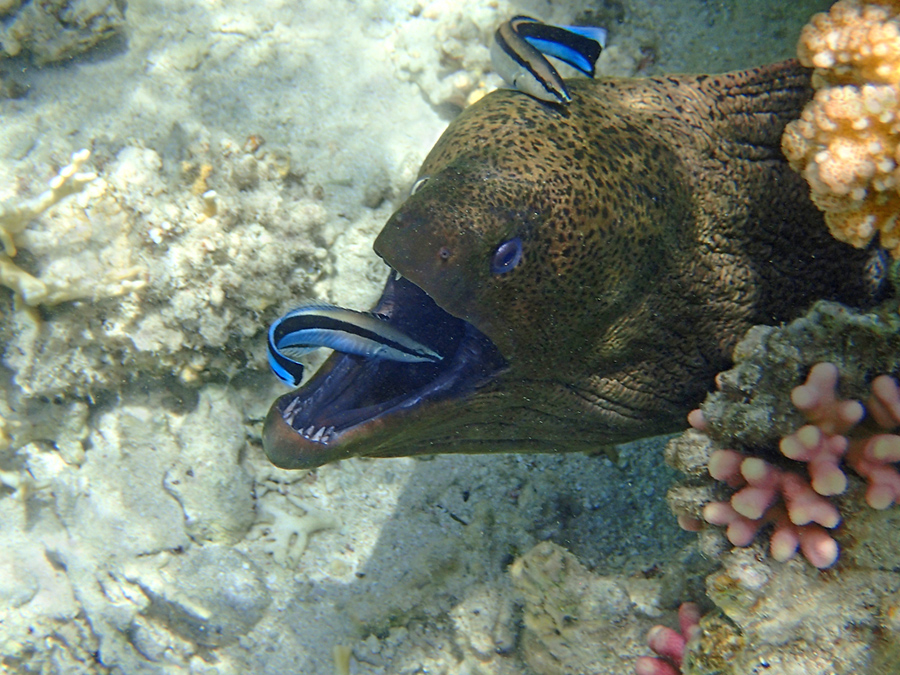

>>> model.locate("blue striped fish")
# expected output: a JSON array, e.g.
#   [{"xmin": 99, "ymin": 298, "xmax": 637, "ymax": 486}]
[
  {"xmin": 491, "ymin": 15, "xmax": 607, "ymax": 105},
  {"xmin": 268, "ymin": 304, "xmax": 442, "ymax": 387}
]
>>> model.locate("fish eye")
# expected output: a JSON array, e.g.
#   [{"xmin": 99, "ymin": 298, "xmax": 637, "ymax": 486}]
[
  {"xmin": 410, "ymin": 176, "xmax": 430, "ymax": 196},
  {"xmin": 491, "ymin": 237, "xmax": 523, "ymax": 275}
]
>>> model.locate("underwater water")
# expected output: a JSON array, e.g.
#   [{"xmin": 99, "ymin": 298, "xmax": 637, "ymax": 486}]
[{"xmin": 5, "ymin": 1, "xmax": 898, "ymax": 674}]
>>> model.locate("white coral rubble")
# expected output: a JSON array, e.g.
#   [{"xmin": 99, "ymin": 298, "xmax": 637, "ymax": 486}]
[
  {"xmin": 0, "ymin": 149, "xmax": 147, "ymax": 306},
  {"xmin": 253, "ymin": 493, "xmax": 341, "ymax": 567}
]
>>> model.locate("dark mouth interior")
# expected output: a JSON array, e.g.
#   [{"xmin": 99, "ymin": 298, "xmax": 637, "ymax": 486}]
[{"xmin": 275, "ymin": 272, "xmax": 507, "ymax": 444}]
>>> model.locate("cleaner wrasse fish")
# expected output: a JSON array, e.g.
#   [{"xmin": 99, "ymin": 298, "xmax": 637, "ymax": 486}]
[
  {"xmin": 267, "ymin": 304, "xmax": 442, "ymax": 387},
  {"xmin": 491, "ymin": 15, "xmax": 607, "ymax": 104}
]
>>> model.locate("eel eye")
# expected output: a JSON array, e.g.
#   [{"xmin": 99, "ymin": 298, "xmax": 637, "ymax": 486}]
[
  {"xmin": 410, "ymin": 176, "xmax": 430, "ymax": 196},
  {"xmin": 491, "ymin": 237, "xmax": 523, "ymax": 275}
]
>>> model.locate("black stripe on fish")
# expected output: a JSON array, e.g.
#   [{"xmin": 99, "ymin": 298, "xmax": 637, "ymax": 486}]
[
  {"xmin": 268, "ymin": 305, "xmax": 442, "ymax": 387},
  {"xmin": 491, "ymin": 16, "xmax": 605, "ymax": 105}
]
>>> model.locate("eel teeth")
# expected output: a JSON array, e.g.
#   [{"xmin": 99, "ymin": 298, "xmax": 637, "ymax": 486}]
[
  {"xmin": 283, "ymin": 398, "xmax": 305, "ymax": 426},
  {"xmin": 297, "ymin": 424, "xmax": 336, "ymax": 445}
]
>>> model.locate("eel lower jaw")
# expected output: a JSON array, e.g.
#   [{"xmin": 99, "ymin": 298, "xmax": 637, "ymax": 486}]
[{"xmin": 262, "ymin": 272, "xmax": 508, "ymax": 470}]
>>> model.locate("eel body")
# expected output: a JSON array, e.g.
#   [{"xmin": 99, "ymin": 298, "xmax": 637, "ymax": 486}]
[{"xmin": 264, "ymin": 60, "xmax": 885, "ymax": 469}]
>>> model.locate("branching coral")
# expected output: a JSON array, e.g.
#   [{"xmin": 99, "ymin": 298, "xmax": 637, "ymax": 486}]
[
  {"xmin": 252, "ymin": 494, "xmax": 340, "ymax": 567},
  {"xmin": 683, "ymin": 364, "xmax": 900, "ymax": 568},
  {"xmin": 0, "ymin": 149, "xmax": 146, "ymax": 306},
  {"xmin": 782, "ymin": 0, "xmax": 900, "ymax": 258},
  {"xmin": 665, "ymin": 301, "xmax": 900, "ymax": 569},
  {"xmin": 0, "ymin": 150, "xmax": 95, "ymax": 305}
]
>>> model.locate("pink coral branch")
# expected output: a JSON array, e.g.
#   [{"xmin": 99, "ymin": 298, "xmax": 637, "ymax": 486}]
[
  {"xmin": 846, "ymin": 372, "xmax": 900, "ymax": 509},
  {"xmin": 798, "ymin": 522, "xmax": 840, "ymax": 569},
  {"xmin": 635, "ymin": 603, "xmax": 701, "ymax": 675},
  {"xmin": 789, "ymin": 362, "xmax": 864, "ymax": 434},
  {"xmin": 868, "ymin": 374, "xmax": 900, "ymax": 428},
  {"xmin": 847, "ymin": 434, "xmax": 900, "ymax": 508},
  {"xmin": 780, "ymin": 424, "xmax": 848, "ymax": 495}
]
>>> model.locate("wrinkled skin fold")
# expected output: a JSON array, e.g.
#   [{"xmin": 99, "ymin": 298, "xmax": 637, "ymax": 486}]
[{"xmin": 264, "ymin": 60, "xmax": 887, "ymax": 470}]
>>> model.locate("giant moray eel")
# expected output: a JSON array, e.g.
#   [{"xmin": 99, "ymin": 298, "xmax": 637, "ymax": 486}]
[{"xmin": 264, "ymin": 60, "xmax": 886, "ymax": 469}]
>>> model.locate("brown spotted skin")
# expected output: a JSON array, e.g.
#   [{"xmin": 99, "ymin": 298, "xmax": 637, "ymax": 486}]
[{"xmin": 370, "ymin": 60, "xmax": 884, "ymax": 455}]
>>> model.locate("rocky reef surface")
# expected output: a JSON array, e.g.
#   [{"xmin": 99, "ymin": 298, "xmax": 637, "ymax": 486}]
[
  {"xmin": 0, "ymin": 1, "xmax": 856, "ymax": 674},
  {"xmin": 664, "ymin": 299, "xmax": 900, "ymax": 674}
]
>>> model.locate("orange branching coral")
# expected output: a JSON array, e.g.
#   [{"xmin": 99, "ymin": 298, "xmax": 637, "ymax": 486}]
[{"xmin": 782, "ymin": 0, "xmax": 900, "ymax": 259}]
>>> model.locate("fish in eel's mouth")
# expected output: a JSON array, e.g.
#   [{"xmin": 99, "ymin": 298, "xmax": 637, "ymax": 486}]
[{"xmin": 262, "ymin": 270, "xmax": 508, "ymax": 469}]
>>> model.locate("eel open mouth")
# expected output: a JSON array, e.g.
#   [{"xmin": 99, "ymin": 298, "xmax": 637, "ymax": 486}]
[{"xmin": 263, "ymin": 271, "xmax": 508, "ymax": 469}]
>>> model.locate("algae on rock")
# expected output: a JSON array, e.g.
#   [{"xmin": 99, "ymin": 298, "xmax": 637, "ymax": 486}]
[{"xmin": 511, "ymin": 541, "xmax": 661, "ymax": 675}]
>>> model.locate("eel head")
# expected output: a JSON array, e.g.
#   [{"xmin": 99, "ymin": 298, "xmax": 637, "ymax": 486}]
[{"xmin": 264, "ymin": 87, "xmax": 680, "ymax": 469}]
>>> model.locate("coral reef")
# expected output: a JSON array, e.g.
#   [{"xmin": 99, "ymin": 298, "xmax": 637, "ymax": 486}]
[
  {"xmin": 0, "ymin": 140, "xmax": 338, "ymax": 398},
  {"xmin": 782, "ymin": 0, "xmax": 900, "ymax": 258},
  {"xmin": 690, "ymin": 545, "xmax": 900, "ymax": 675},
  {"xmin": 161, "ymin": 387, "xmax": 256, "ymax": 545},
  {"xmin": 661, "ymin": 299, "xmax": 900, "ymax": 672},
  {"xmin": 666, "ymin": 301, "xmax": 900, "ymax": 568},
  {"xmin": 122, "ymin": 545, "xmax": 271, "ymax": 650},
  {"xmin": 0, "ymin": 385, "xmax": 282, "ymax": 671},
  {"xmin": 0, "ymin": 0, "xmax": 124, "ymax": 64},
  {"xmin": 449, "ymin": 582, "xmax": 517, "ymax": 665}
]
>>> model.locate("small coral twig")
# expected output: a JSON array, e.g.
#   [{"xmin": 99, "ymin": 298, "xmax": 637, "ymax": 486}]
[
  {"xmin": 847, "ymin": 374, "xmax": 900, "ymax": 508},
  {"xmin": 253, "ymin": 494, "xmax": 340, "ymax": 567},
  {"xmin": 0, "ymin": 149, "xmax": 96, "ymax": 256},
  {"xmin": 687, "ymin": 363, "xmax": 900, "ymax": 569},
  {"xmin": 789, "ymin": 362, "xmax": 864, "ymax": 435},
  {"xmin": 0, "ymin": 150, "xmax": 97, "ymax": 305},
  {"xmin": 635, "ymin": 602, "xmax": 701, "ymax": 675}
]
